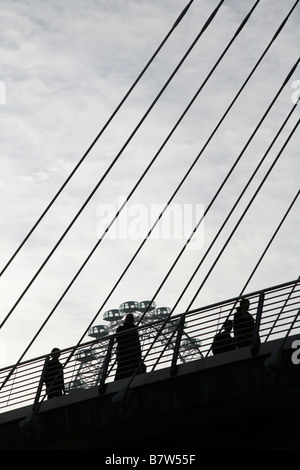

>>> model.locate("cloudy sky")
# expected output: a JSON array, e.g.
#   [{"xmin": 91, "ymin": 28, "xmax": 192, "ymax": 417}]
[{"xmin": 0, "ymin": 0, "xmax": 299, "ymax": 367}]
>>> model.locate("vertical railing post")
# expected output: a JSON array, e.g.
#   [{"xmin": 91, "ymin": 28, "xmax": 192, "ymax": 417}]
[
  {"xmin": 170, "ymin": 315, "xmax": 185, "ymax": 376},
  {"xmin": 98, "ymin": 336, "xmax": 115, "ymax": 394},
  {"xmin": 32, "ymin": 355, "xmax": 49, "ymax": 411},
  {"xmin": 251, "ymin": 292, "xmax": 264, "ymax": 356}
]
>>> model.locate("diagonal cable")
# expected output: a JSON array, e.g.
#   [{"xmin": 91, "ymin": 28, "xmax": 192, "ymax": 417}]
[
  {"xmin": 204, "ymin": 193, "xmax": 300, "ymax": 356},
  {"xmin": 123, "ymin": 118, "xmax": 299, "ymax": 389},
  {"xmin": 154, "ymin": 0, "xmax": 300, "ymax": 316},
  {"xmin": 0, "ymin": 0, "xmax": 228, "ymax": 389},
  {"xmin": 0, "ymin": 1, "xmax": 261, "ymax": 389},
  {"xmin": 130, "ymin": 57, "xmax": 299, "ymax": 329},
  {"xmin": 0, "ymin": 0, "xmax": 196, "ymax": 278},
  {"xmin": 171, "ymin": 101, "xmax": 299, "ymax": 315},
  {"xmin": 0, "ymin": 0, "xmax": 225, "ymax": 331},
  {"xmin": 186, "ymin": 118, "xmax": 299, "ymax": 311}
]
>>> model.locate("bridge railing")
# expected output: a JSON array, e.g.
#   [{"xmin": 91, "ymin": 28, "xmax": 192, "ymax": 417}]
[{"xmin": 0, "ymin": 278, "xmax": 299, "ymax": 413}]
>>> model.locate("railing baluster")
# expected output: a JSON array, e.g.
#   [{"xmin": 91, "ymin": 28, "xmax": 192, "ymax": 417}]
[
  {"xmin": 98, "ymin": 336, "xmax": 115, "ymax": 394},
  {"xmin": 251, "ymin": 292, "xmax": 264, "ymax": 355},
  {"xmin": 32, "ymin": 356, "xmax": 49, "ymax": 410},
  {"xmin": 170, "ymin": 315, "xmax": 185, "ymax": 376},
  {"xmin": 0, "ymin": 279, "xmax": 299, "ymax": 412}
]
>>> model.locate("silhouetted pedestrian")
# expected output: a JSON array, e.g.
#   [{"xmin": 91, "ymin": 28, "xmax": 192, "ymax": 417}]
[
  {"xmin": 115, "ymin": 314, "xmax": 142, "ymax": 380},
  {"xmin": 233, "ymin": 299, "xmax": 255, "ymax": 348},
  {"xmin": 43, "ymin": 348, "xmax": 65, "ymax": 399},
  {"xmin": 212, "ymin": 319, "xmax": 237, "ymax": 355}
]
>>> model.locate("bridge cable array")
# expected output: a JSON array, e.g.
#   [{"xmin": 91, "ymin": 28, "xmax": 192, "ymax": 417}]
[
  {"xmin": 0, "ymin": 0, "xmax": 265, "ymax": 388},
  {"xmin": 0, "ymin": 0, "xmax": 197, "ymax": 280},
  {"xmin": 0, "ymin": 0, "xmax": 223, "ymax": 332},
  {"xmin": 134, "ymin": 57, "xmax": 299, "ymax": 327},
  {"xmin": 0, "ymin": 0, "xmax": 299, "ymax": 391},
  {"xmin": 203, "ymin": 200, "xmax": 300, "ymax": 357},
  {"xmin": 0, "ymin": 0, "xmax": 225, "ymax": 388},
  {"xmin": 185, "ymin": 118, "xmax": 299, "ymax": 312},
  {"xmin": 124, "ymin": 117, "xmax": 299, "ymax": 389},
  {"xmin": 179, "ymin": 102, "xmax": 300, "ymax": 314}
]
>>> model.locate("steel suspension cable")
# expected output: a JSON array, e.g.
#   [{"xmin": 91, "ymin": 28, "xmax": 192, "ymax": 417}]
[
  {"xmin": 52, "ymin": 0, "xmax": 261, "ymax": 339},
  {"xmin": 131, "ymin": 58, "xmax": 299, "ymax": 328},
  {"xmin": 0, "ymin": 0, "xmax": 296, "ymax": 404},
  {"xmin": 186, "ymin": 117, "xmax": 299, "ymax": 311},
  {"xmin": 0, "ymin": 0, "xmax": 195, "ymax": 279},
  {"xmin": 0, "ymin": 0, "xmax": 224, "ymax": 331},
  {"xmin": 0, "ymin": 1, "xmax": 261, "ymax": 391},
  {"xmin": 154, "ymin": 0, "xmax": 300, "ymax": 316},
  {"xmin": 0, "ymin": 0, "xmax": 227, "ymax": 389},
  {"xmin": 38, "ymin": 0, "xmax": 265, "ymax": 383},
  {"xmin": 171, "ymin": 101, "xmax": 299, "ymax": 315},
  {"xmin": 9, "ymin": 2, "xmax": 294, "ymax": 391},
  {"xmin": 129, "ymin": 16, "xmax": 299, "ymax": 325},
  {"xmin": 204, "ymin": 194, "xmax": 300, "ymax": 356},
  {"xmin": 123, "ymin": 119, "xmax": 299, "ymax": 390}
]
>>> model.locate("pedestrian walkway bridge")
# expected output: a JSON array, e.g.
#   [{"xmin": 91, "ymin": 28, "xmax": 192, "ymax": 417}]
[{"xmin": 0, "ymin": 278, "xmax": 299, "ymax": 450}]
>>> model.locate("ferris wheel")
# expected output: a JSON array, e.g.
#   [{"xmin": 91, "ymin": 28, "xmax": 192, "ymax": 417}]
[{"xmin": 66, "ymin": 300, "xmax": 202, "ymax": 391}]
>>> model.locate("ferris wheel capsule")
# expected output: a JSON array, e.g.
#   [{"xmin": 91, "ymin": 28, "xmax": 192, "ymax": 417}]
[
  {"xmin": 103, "ymin": 309, "xmax": 124, "ymax": 322},
  {"xmin": 75, "ymin": 349, "xmax": 96, "ymax": 363},
  {"xmin": 151, "ymin": 307, "xmax": 171, "ymax": 320},
  {"xmin": 88, "ymin": 324, "xmax": 110, "ymax": 339},
  {"xmin": 119, "ymin": 301, "xmax": 139, "ymax": 314},
  {"xmin": 138, "ymin": 300, "xmax": 156, "ymax": 313}
]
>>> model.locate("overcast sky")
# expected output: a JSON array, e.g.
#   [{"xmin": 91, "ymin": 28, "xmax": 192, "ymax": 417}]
[{"xmin": 0, "ymin": 0, "xmax": 299, "ymax": 367}]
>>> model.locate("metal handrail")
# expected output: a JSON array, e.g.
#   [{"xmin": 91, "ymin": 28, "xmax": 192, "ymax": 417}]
[{"xmin": 0, "ymin": 278, "xmax": 299, "ymax": 414}]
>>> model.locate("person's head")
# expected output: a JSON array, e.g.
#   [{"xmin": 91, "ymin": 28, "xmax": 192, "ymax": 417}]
[
  {"xmin": 240, "ymin": 298, "xmax": 250, "ymax": 311},
  {"xmin": 50, "ymin": 348, "xmax": 61, "ymax": 360},
  {"xmin": 223, "ymin": 319, "xmax": 233, "ymax": 333},
  {"xmin": 124, "ymin": 313, "xmax": 134, "ymax": 324}
]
